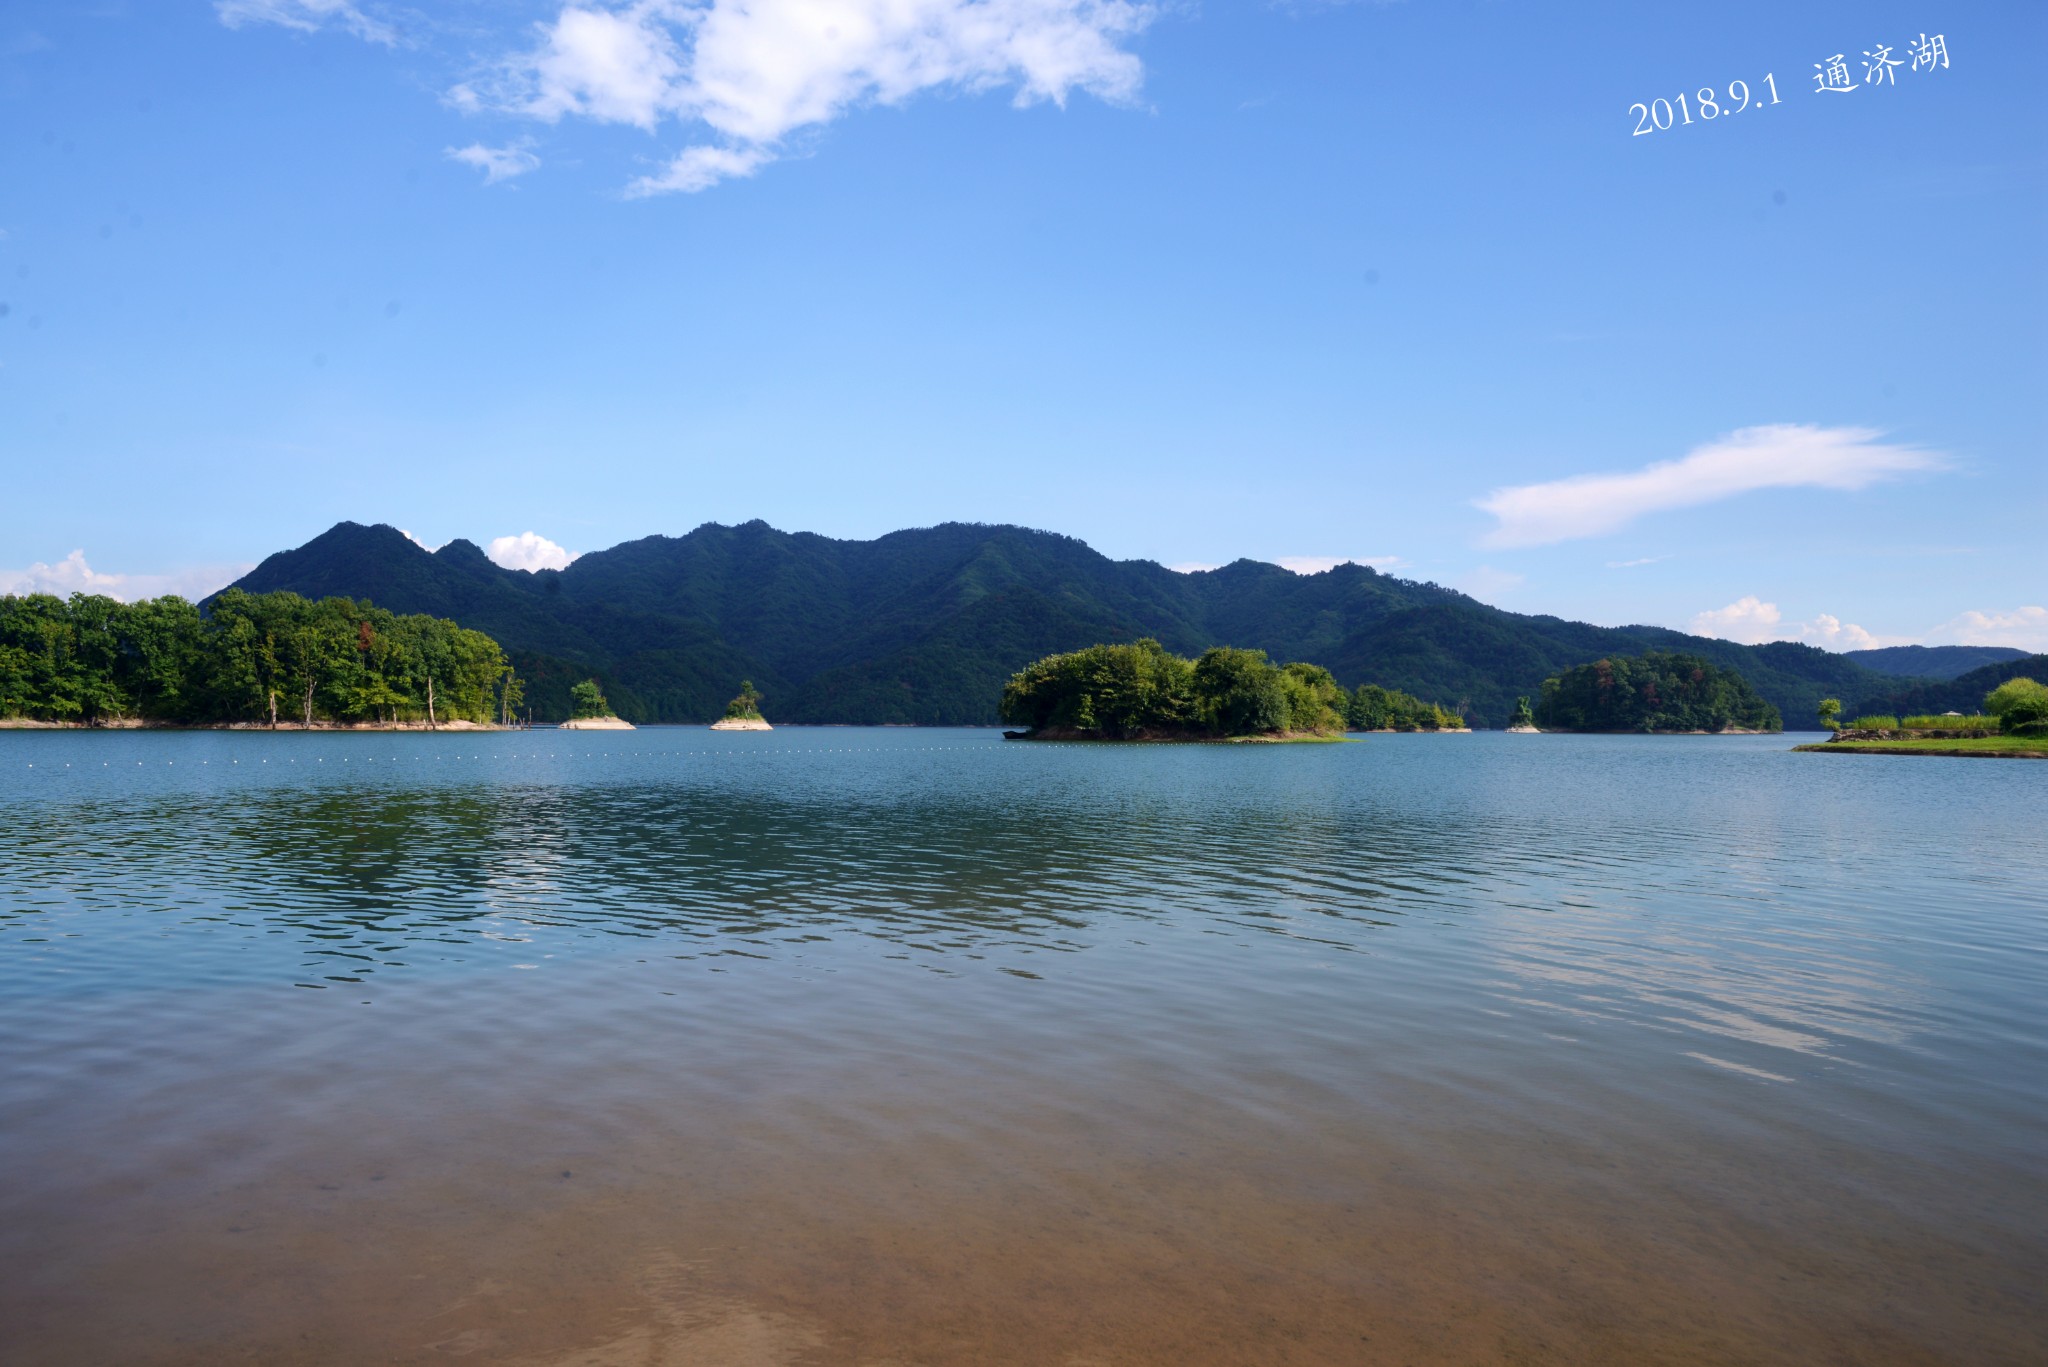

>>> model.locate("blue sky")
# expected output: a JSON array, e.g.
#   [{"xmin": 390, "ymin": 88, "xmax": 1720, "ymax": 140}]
[{"xmin": 2, "ymin": 1, "xmax": 2042, "ymax": 649}]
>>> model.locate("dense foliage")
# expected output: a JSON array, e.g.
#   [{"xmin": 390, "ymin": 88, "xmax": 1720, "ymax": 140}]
[
  {"xmin": 723, "ymin": 680, "xmax": 765, "ymax": 721},
  {"xmin": 1534, "ymin": 652, "xmax": 1781, "ymax": 733},
  {"xmin": 227, "ymin": 519, "xmax": 1917, "ymax": 727},
  {"xmin": 1345, "ymin": 683, "xmax": 1464, "ymax": 731},
  {"xmin": 569, "ymin": 679, "xmax": 611, "ymax": 720},
  {"xmin": 0, "ymin": 589, "xmax": 508, "ymax": 726},
  {"xmin": 1985, "ymin": 676, "xmax": 2048, "ymax": 735},
  {"xmin": 1507, "ymin": 696, "xmax": 1536, "ymax": 728},
  {"xmin": 998, "ymin": 640, "xmax": 1347, "ymax": 738}
]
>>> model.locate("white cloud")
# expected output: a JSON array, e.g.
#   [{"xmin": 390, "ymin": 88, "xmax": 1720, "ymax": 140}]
[
  {"xmin": 446, "ymin": 140, "xmax": 542, "ymax": 184},
  {"xmin": 486, "ymin": 531, "xmax": 580, "ymax": 572},
  {"xmin": 626, "ymin": 142, "xmax": 773, "ymax": 196},
  {"xmin": 1167, "ymin": 561, "xmax": 1218, "ymax": 574},
  {"xmin": 1690, "ymin": 595, "xmax": 1783, "ymax": 643},
  {"xmin": 1925, "ymin": 606, "xmax": 2048, "ymax": 652},
  {"xmin": 1688, "ymin": 596, "xmax": 1892, "ymax": 651},
  {"xmin": 399, "ymin": 528, "xmax": 446, "ymax": 552},
  {"xmin": 214, "ymin": 0, "xmax": 397, "ymax": 45},
  {"xmin": 1476, "ymin": 424, "xmax": 1943, "ymax": 548},
  {"xmin": 1272, "ymin": 555, "xmax": 1402, "ymax": 575},
  {"xmin": 0, "ymin": 550, "xmax": 255, "ymax": 603},
  {"xmin": 1606, "ymin": 556, "xmax": 1668, "ymax": 569},
  {"xmin": 469, "ymin": 0, "xmax": 1154, "ymax": 193}
]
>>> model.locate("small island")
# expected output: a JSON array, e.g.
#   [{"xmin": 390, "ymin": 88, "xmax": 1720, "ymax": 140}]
[
  {"xmin": 558, "ymin": 679, "xmax": 634, "ymax": 730},
  {"xmin": 709, "ymin": 679, "xmax": 772, "ymax": 731},
  {"xmin": 1000, "ymin": 640, "xmax": 1348, "ymax": 741},
  {"xmin": 1533, "ymin": 651, "xmax": 1781, "ymax": 734},
  {"xmin": 0, "ymin": 588, "xmax": 517, "ymax": 729},
  {"xmin": 1796, "ymin": 677, "xmax": 2048, "ymax": 758},
  {"xmin": 1505, "ymin": 696, "xmax": 1540, "ymax": 733}
]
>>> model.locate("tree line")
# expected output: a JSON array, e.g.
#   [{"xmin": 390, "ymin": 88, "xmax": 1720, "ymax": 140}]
[
  {"xmin": 998, "ymin": 639, "xmax": 1461, "ymax": 739},
  {"xmin": 1534, "ymin": 651, "xmax": 1780, "ymax": 733},
  {"xmin": 0, "ymin": 590, "xmax": 517, "ymax": 726}
]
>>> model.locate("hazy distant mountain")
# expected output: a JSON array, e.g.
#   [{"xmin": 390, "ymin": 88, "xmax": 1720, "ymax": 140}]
[
  {"xmin": 1842, "ymin": 644, "xmax": 2029, "ymax": 680},
  {"xmin": 1851, "ymin": 653, "xmax": 2048, "ymax": 719},
  {"xmin": 223, "ymin": 520, "xmax": 1909, "ymax": 728}
]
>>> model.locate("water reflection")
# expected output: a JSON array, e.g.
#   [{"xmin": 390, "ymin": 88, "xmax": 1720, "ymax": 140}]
[{"xmin": 2, "ymin": 730, "xmax": 2044, "ymax": 1364}]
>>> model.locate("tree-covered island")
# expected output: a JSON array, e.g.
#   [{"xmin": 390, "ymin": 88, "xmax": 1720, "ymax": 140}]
[
  {"xmin": 560, "ymin": 677, "xmax": 635, "ymax": 730},
  {"xmin": 709, "ymin": 679, "xmax": 772, "ymax": 731},
  {"xmin": 1000, "ymin": 639, "xmax": 1470, "ymax": 741},
  {"xmin": 1000, "ymin": 640, "xmax": 1348, "ymax": 740},
  {"xmin": 0, "ymin": 589, "xmax": 513, "ymax": 728},
  {"xmin": 1534, "ymin": 651, "xmax": 1781, "ymax": 733}
]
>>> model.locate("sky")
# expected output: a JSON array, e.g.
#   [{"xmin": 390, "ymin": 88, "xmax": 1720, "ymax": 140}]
[{"xmin": 1, "ymin": 0, "xmax": 2043, "ymax": 650}]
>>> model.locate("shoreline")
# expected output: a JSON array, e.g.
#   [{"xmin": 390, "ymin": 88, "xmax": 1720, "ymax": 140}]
[
  {"xmin": 1004, "ymin": 727, "xmax": 1351, "ymax": 744},
  {"xmin": 0, "ymin": 718, "xmax": 508, "ymax": 732},
  {"xmin": 1794, "ymin": 738, "xmax": 2047, "ymax": 759}
]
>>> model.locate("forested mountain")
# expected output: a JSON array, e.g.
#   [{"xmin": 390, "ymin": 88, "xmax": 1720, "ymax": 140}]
[
  {"xmin": 1843, "ymin": 644, "xmax": 2029, "ymax": 679},
  {"xmin": 222, "ymin": 520, "xmax": 1913, "ymax": 728},
  {"xmin": 1850, "ymin": 654, "xmax": 2048, "ymax": 719}
]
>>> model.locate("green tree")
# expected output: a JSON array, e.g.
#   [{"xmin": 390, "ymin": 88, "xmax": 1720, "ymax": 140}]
[
  {"xmin": 570, "ymin": 679, "xmax": 610, "ymax": 719},
  {"xmin": 1509, "ymin": 696, "xmax": 1536, "ymax": 728},
  {"xmin": 1192, "ymin": 647, "xmax": 1287, "ymax": 735},
  {"xmin": 1817, "ymin": 698, "xmax": 1842, "ymax": 732},
  {"xmin": 1985, "ymin": 677, "xmax": 2048, "ymax": 735},
  {"xmin": 723, "ymin": 679, "xmax": 765, "ymax": 720}
]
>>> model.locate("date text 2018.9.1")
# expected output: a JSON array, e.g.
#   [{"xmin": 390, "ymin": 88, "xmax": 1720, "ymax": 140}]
[{"xmin": 1631, "ymin": 75, "xmax": 1780, "ymax": 135}]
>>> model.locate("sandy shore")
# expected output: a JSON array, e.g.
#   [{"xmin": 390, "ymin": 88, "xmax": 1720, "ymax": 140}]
[
  {"xmin": 559, "ymin": 716, "xmax": 636, "ymax": 730},
  {"xmin": 709, "ymin": 717, "xmax": 772, "ymax": 731}
]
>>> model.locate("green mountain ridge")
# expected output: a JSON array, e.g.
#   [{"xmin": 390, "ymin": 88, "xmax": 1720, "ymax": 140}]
[
  {"xmin": 1841, "ymin": 644, "xmax": 2029, "ymax": 680},
  {"xmin": 220, "ymin": 520, "xmax": 1916, "ymax": 728},
  {"xmin": 1850, "ymin": 653, "xmax": 2048, "ymax": 719}
]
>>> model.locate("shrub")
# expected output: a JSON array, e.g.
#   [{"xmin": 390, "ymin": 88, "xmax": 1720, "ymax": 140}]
[
  {"xmin": 569, "ymin": 679, "xmax": 610, "ymax": 719},
  {"xmin": 1984, "ymin": 677, "xmax": 2048, "ymax": 725}
]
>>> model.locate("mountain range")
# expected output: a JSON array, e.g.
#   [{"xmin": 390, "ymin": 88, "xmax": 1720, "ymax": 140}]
[{"xmin": 219, "ymin": 521, "xmax": 2032, "ymax": 729}]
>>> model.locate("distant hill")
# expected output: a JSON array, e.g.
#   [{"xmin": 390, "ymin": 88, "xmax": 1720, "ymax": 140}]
[
  {"xmin": 1843, "ymin": 644, "xmax": 2029, "ymax": 680},
  {"xmin": 1851, "ymin": 654, "xmax": 2048, "ymax": 719},
  {"xmin": 221, "ymin": 520, "xmax": 1911, "ymax": 728}
]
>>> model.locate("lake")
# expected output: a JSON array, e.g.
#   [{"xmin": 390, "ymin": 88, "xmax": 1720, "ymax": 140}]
[{"xmin": 1, "ymin": 728, "xmax": 2042, "ymax": 1365}]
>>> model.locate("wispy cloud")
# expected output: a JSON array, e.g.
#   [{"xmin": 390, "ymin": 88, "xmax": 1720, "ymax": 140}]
[
  {"xmin": 0, "ymin": 550, "xmax": 254, "ymax": 603},
  {"xmin": 445, "ymin": 139, "xmax": 541, "ymax": 184},
  {"xmin": 1605, "ymin": 555, "xmax": 1668, "ymax": 569},
  {"xmin": 1688, "ymin": 596, "xmax": 1894, "ymax": 651},
  {"xmin": 1477, "ymin": 424, "xmax": 1942, "ymax": 548},
  {"xmin": 214, "ymin": 0, "xmax": 398, "ymax": 46},
  {"xmin": 1925, "ymin": 605, "xmax": 2048, "ymax": 652},
  {"xmin": 452, "ymin": 0, "xmax": 1154, "ymax": 194},
  {"xmin": 486, "ymin": 531, "xmax": 579, "ymax": 571}
]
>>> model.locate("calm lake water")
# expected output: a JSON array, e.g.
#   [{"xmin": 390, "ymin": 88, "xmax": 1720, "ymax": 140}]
[{"xmin": 1, "ymin": 728, "xmax": 2043, "ymax": 1365}]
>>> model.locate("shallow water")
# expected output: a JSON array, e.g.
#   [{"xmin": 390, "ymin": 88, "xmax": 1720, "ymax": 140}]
[{"xmin": 1, "ymin": 728, "xmax": 2042, "ymax": 1364}]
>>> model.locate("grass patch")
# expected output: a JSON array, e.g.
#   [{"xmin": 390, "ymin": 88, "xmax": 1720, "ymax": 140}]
[
  {"xmin": 1795, "ymin": 735, "xmax": 2048, "ymax": 758},
  {"xmin": 1845, "ymin": 714, "xmax": 1900, "ymax": 731},
  {"xmin": 1901, "ymin": 714, "xmax": 2000, "ymax": 730}
]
